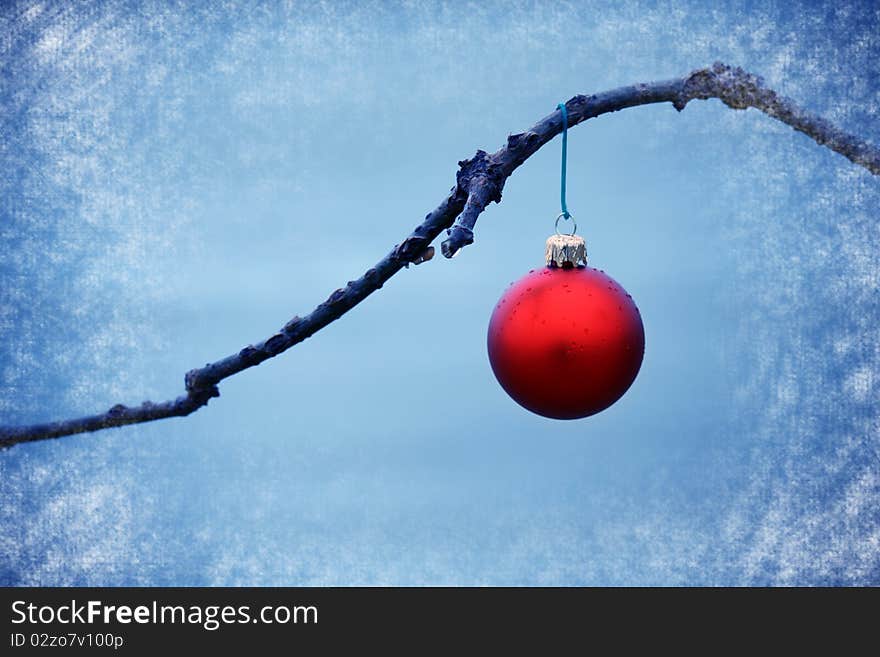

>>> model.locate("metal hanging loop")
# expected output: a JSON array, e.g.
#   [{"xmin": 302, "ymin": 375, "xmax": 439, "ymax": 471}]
[{"xmin": 555, "ymin": 212, "xmax": 577, "ymax": 236}]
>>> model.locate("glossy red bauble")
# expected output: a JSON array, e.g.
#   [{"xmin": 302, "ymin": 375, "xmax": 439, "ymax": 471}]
[{"xmin": 487, "ymin": 266, "xmax": 645, "ymax": 419}]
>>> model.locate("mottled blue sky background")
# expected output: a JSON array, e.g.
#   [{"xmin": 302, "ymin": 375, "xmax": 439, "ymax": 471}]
[{"xmin": 1, "ymin": 0, "xmax": 878, "ymax": 585}]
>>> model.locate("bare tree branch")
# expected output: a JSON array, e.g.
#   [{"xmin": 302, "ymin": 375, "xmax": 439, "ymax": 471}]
[{"xmin": 2, "ymin": 62, "xmax": 878, "ymax": 448}]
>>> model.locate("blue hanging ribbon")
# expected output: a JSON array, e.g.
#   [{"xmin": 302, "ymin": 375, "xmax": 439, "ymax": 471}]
[{"xmin": 557, "ymin": 102, "xmax": 570, "ymax": 220}]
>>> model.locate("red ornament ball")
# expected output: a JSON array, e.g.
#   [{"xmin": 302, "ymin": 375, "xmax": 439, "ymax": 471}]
[{"xmin": 487, "ymin": 266, "xmax": 645, "ymax": 419}]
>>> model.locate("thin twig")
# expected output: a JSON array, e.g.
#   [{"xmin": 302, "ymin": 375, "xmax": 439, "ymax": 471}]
[{"xmin": 2, "ymin": 62, "xmax": 878, "ymax": 448}]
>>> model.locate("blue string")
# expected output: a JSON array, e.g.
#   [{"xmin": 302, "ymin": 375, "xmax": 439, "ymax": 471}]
[{"xmin": 556, "ymin": 102, "xmax": 570, "ymax": 219}]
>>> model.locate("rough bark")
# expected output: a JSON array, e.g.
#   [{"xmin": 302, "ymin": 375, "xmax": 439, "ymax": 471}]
[{"xmin": 2, "ymin": 62, "xmax": 878, "ymax": 448}]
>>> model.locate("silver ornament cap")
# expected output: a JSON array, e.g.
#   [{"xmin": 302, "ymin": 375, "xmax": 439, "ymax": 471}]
[{"xmin": 545, "ymin": 233, "xmax": 587, "ymax": 268}]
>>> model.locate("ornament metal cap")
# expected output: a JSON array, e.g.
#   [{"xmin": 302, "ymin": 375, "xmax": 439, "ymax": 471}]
[{"xmin": 545, "ymin": 233, "xmax": 587, "ymax": 268}]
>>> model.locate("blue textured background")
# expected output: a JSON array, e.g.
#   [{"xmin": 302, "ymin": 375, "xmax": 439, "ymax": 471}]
[{"xmin": 1, "ymin": 0, "xmax": 878, "ymax": 585}]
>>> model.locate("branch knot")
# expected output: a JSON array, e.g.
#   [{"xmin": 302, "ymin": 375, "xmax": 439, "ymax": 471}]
[
  {"xmin": 441, "ymin": 150, "xmax": 506, "ymax": 258},
  {"xmin": 678, "ymin": 62, "xmax": 771, "ymax": 111}
]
